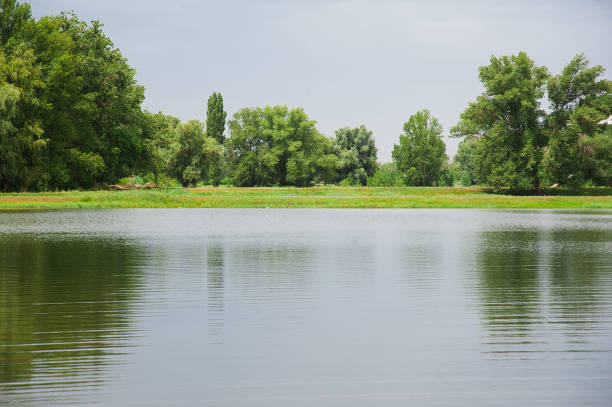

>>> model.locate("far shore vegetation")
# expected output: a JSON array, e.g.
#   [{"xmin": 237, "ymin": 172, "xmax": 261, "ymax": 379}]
[
  {"xmin": 1, "ymin": 1, "xmax": 611, "ymax": 202},
  {"xmin": 1, "ymin": 186, "xmax": 611, "ymax": 210}
]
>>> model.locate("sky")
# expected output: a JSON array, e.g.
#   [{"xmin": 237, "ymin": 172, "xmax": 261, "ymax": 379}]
[{"xmin": 30, "ymin": 0, "xmax": 612, "ymax": 162}]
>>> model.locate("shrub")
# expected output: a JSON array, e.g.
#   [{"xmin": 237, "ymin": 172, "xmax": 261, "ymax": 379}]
[{"xmin": 367, "ymin": 164, "xmax": 404, "ymax": 187}]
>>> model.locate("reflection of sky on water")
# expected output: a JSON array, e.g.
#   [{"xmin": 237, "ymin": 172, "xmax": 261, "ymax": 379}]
[{"xmin": 0, "ymin": 209, "xmax": 611, "ymax": 406}]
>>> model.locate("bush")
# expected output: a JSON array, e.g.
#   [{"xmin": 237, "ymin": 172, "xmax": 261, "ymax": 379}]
[
  {"xmin": 367, "ymin": 164, "xmax": 404, "ymax": 187},
  {"xmin": 219, "ymin": 177, "xmax": 233, "ymax": 186},
  {"xmin": 339, "ymin": 174, "xmax": 360, "ymax": 186}
]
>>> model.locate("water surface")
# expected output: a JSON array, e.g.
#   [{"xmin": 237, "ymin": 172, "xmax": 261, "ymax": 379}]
[{"xmin": 1, "ymin": 209, "xmax": 611, "ymax": 406}]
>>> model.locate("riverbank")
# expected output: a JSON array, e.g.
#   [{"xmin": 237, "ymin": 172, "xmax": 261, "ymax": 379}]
[{"xmin": 1, "ymin": 187, "xmax": 611, "ymax": 209}]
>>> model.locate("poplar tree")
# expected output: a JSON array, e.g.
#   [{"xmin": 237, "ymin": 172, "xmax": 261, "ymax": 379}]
[{"xmin": 206, "ymin": 92, "xmax": 227, "ymax": 144}]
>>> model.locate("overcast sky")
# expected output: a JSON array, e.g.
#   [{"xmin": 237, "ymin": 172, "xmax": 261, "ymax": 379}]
[{"xmin": 30, "ymin": 0, "xmax": 611, "ymax": 161}]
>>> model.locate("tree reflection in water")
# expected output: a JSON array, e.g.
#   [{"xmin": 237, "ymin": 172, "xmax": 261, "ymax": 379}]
[
  {"xmin": 0, "ymin": 236, "xmax": 144, "ymax": 400},
  {"xmin": 474, "ymin": 227, "xmax": 612, "ymax": 356}
]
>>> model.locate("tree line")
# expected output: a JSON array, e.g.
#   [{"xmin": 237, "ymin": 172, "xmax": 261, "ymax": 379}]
[{"xmin": 1, "ymin": 1, "xmax": 610, "ymax": 192}]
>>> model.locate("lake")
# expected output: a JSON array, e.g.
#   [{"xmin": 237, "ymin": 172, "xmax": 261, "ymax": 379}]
[{"xmin": 1, "ymin": 209, "xmax": 611, "ymax": 406}]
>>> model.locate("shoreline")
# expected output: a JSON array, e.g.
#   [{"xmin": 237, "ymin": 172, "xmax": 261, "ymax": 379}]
[{"xmin": 1, "ymin": 187, "xmax": 611, "ymax": 210}]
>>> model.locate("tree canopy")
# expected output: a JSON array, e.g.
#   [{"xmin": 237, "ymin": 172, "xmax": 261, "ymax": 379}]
[
  {"xmin": 541, "ymin": 54, "xmax": 612, "ymax": 187},
  {"xmin": 206, "ymin": 91, "xmax": 226, "ymax": 144},
  {"xmin": 225, "ymin": 105, "xmax": 337, "ymax": 187},
  {"xmin": 332, "ymin": 125, "xmax": 378, "ymax": 186},
  {"xmin": 1, "ymin": 2, "xmax": 610, "ymax": 192},
  {"xmin": 452, "ymin": 52, "xmax": 611, "ymax": 190},
  {"xmin": 0, "ymin": 2, "xmax": 146, "ymax": 190},
  {"xmin": 450, "ymin": 52, "xmax": 548, "ymax": 190},
  {"xmin": 168, "ymin": 120, "xmax": 222, "ymax": 187},
  {"xmin": 392, "ymin": 109, "xmax": 447, "ymax": 186}
]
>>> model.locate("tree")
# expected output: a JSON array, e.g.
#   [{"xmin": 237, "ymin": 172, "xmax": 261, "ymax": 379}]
[
  {"xmin": 392, "ymin": 109, "xmax": 447, "ymax": 186},
  {"xmin": 58, "ymin": 14, "xmax": 146, "ymax": 185},
  {"xmin": 139, "ymin": 111, "xmax": 181, "ymax": 183},
  {"xmin": 451, "ymin": 52, "xmax": 549, "ymax": 191},
  {"xmin": 168, "ymin": 120, "xmax": 222, "ymax": 187},
  {"xmin": 540, "ymin": 54, "xmax": 611, "ymax": 187},
  {"xmin": 0, "ymin": 0, "xmax": 32, "ymax": 45},
  {"xmin": 586, "ymin": 125, "xmax": 612, "ymax": 185},
  {"xmin": 0, "ymin": 46, "xmax": 45, "ymax": 191},
  {"xmin": 225, "ymin": 105, "xmax": 337, "ymax": 186},
  {"xmin": 206, "ymin": 91, "xmax": 226, "ymax": 144},
  {"xmin": 453, "ymin": 137, "xmax": 480, "ymax": 186},
  {"xmin": 0, "ymin": 9, "xmax": 148, "ymax": 190},
  {"xmin": 332, "ymin": 125, "xmax": 377, "ymax": 185}
]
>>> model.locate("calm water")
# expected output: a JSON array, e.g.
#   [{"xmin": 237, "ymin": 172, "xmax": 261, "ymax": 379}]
[{"xmin": 1, "ymin": 209, "xmax": 611, "ymax": 406}]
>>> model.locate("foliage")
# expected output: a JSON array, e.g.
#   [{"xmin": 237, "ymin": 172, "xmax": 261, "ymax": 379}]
[
  {"xmin": 225, "ymin": 105, "xmax": 337, "ymax": 186},
  {"xmin": 392, "ymin": 109, "xmax": 447, "ymax": 186},
  {"xmin": 2, "ymin": 2, "xmax": 610, "ymax": 192},
  {"xmin": 168, "ymin": 120, "xmax": 222, "ymax": 187},
  {"xmin": 332, "ymin": 125, "xmax": 378, "ymax": 185},
  {"xmin": 451, "ymin": 52, "xmax": 549, "ymax": 191},
  {"xmin": 0, "ymin": 0, "xmax": 31, "ymax": 44},
  {"xmin": 367, "ymin": 163, "xmax": 404, "ymax": 187},
  {"xmin": 453, "ymin": 138, "xmax": 480, "ymax": 186},
  {"xmin": 451, "ymin": 52, "xmax": 611, "ymax": 190},
  {"xmin": 585, "ymin": 126, "xmax": 612, "ymax": 186},
  {"xmin": 540, "ymin": 54, "xmax": 612, "ymax": 187},
  {"xmin": 0, "ymin": 46, "xmax": 45, "ymax": 191},
  {"xmin": 437, "ymin": 161, "xmax": 458, "ymax": 187},
  {"xmin": 0, "ymin": 3, "xmax": 147, "ymax": 190},
  {"xmin": 206, "ymin": 91, "xmax": 226, "ymax": 144},
  {"xmin": 139, "ymin": 111, "xmax": 180, "ymax": 183}
]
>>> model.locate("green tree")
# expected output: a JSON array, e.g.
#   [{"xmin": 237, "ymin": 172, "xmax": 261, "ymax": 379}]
[
  {"xmin": 586, "ymin": 125, "xmax": 612, "ymax": 185},
  {"xmin": 0, "ymin": 80, "xmax": 22, "ymax": 191},
  {"xmin": 0, "ymin": 0, "xmax": 31, "ymax": 45},
  {"xmin": 139, "ymin": 111, "xmax": 181, "ymax": 184},
  {"xmin": 59, "ymin": 14, "xmax": 145, "ymax": 185},
  {"xmin": 392, "ymin": 109, "xmax": 447, "ymax": 186},
  {"xmin": 226, "ymin": 105, "xmax": 337, "ymax": 186},
  {"xmin": 206, "ymin": 91, "xmax": 226, "ymax": 144},
  {"xmin": 437, "ymin": 161, "xmax": 457, "ymax": 187},
  {"xmin": 0, "ymin": 3, "xmax": 152, "ymax": 191},
  {"xmin": 169, "ymin": 120, "xmax": 216, "ymax": 187},
  {"xmin": 0, "ymin": 46, "xmax": 45, "ymax": 191},
  {"xmin": 332, "ymin": 125, "xmax": 378, "ymax": 185},
  {"xmin": 540, "ymin": 54, "xmax": 611, "ymax": 187},
  {"xmin": 451, "ymin": 52, "xmax": 549, "ymax": 191},
  {"xmin": 453, "ymin": 137, "xmax": 480, "ymax": 186}
]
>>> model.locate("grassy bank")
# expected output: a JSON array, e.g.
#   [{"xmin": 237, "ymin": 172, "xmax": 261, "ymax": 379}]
[{"xmin": 1, "ymin": 187, "xmax": 611, "ymax": 209}]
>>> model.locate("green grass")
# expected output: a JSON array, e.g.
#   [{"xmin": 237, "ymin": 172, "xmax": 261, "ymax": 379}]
[{"xmin": 1, "ymin": 186, "xmax": 611, "ymax": 209}]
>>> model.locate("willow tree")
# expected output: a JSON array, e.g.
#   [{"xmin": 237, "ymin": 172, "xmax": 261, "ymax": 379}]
[{"xmin": 332, "ymin": 125, "xmax": 378, "ymax": 185}]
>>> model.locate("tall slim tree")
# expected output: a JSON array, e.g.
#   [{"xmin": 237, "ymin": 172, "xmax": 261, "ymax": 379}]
[{"xmin": 206, "ymin": 91, "xmax": 226, "ymax": 144}]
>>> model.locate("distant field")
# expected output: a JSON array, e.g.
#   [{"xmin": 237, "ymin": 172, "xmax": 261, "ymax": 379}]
[{"xmin": 1, "ymin": 186, "xmax": 611, "ymax": 209}]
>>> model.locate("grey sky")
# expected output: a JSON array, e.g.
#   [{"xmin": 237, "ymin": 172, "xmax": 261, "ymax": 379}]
[{"xmin": 30, "ymin": 0, "xmax": 612, "ymax": 161}]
